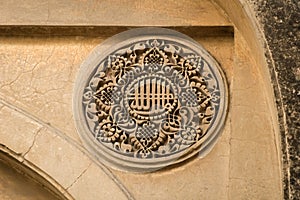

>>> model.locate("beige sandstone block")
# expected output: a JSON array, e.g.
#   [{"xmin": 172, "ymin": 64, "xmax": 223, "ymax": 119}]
[
  {"xmin": 0, "ymin": 105, "xmax": 42, "ymax": 154},
  {"xmin": 24, "ymin": 128, "xmax": 91, "ymax": 188},
  {"xmin": 227, "ymin": 31, "xmax": 282, "ymax": 199},
  {"xmin": 229, "ymin": 174, "xmax": 281, "ymax": 200},
  {"xmin": 231, "ymin": 87, "xmax": 268, "ymax": 112},
  {"xmin": 233, "ymin": 58, "xmax": 259, "ymax": 90},
  {"xmin": 108, "ymin": 34, "xmax": 233, "ymax": 199},
  {"xmin": 113, "ymin": 132, "xmax": 230, "ymax": 200},
  {"xmin": 230, "ymin": 139, "xmax": 280, "ymax": 180},
  {"xmin": 198, "ymin": 36, "xmax": 234, "ymax": 82},
  {"xmin": 68, "ymin": 163, "xmax": 128, "ymax": 200},
  {"xmin": 0, "ymin": 34, "xmax": 233, "ymax": 148},
  {"xmin": 231, "ymin": 106, "xmax": 274, "ymax": 143},
  {"xmin": 229, "ymin": 137, "xmax": 281, "ymax": 200},
  {"xmin": 232, "ymin": 57, "xmax": 269, "ymax": 112},
  {"xmin": 0, "ymin": 1, "xmax": 283, "ymax": 199},
  {"xmin": 0, "ymin": 0, "xmax": 49, "ymax": 25},
  {"xmin": 0, "ymin": 0, "xmax": 231, "ymax": 26},
  {"xmin": 0, "ymin": 37, "xmax": 101, "ymax": 143}
]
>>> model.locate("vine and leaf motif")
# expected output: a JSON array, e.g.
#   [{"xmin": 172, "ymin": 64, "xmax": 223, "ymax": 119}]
[{"xmin": 82, "ymin": 39, "xmax": 220, "ymax": 159}]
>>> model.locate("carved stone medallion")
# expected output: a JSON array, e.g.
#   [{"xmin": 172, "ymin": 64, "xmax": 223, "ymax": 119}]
[{"xmin": 73, "ymin": 28, "xmax": 228, "ymax": 172}]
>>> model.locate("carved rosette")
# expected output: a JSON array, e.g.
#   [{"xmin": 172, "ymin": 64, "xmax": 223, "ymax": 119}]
[{"xmin": 75, "ymin": 28, "xmax": 227, "ymax": 171}]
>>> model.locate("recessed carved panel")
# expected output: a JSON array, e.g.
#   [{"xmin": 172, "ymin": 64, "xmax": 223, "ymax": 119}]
[{"xmin": 73, "ymin": 28, "xmax": 228, "ymax": 171}]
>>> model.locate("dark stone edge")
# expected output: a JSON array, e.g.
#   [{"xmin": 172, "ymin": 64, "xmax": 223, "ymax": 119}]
[
  {"xmin": 0, "ymin": 25, "xmax": 233, "ymax": 37},
  {"xmin": 248, "ymin": 0, "xmax": 300, "ymax": 199}
]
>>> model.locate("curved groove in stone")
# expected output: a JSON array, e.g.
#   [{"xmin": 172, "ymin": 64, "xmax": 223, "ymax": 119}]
[
  {"xmin": 0, "ymin": 97, "xmax": 135, "ymax": 200},
  {"xmin": 213, "ymin": 0, "xmax": 284, "ymax": 197},
  {"xmin": 0, "ymin": 146, "xmax": 73, "ymax": 200}
]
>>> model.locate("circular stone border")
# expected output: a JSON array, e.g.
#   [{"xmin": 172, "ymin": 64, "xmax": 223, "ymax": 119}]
[{"xmin": 73, "ymin": 27, "xmax": 228, "ymax": 172}]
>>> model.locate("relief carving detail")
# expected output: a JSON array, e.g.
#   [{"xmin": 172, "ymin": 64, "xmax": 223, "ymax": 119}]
[
  {"xmin": 73, "ymin": 28, "xmax": 227, "ymax": 171},
  {"xmin": 82, "ymin": 38, "xmax": 221, "ymax": 159}
]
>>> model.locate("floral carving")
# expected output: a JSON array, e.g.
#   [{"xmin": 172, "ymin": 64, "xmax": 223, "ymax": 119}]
[{"xmin": 82, "ymin": 38, "xmax": 222, "ymax": 160}]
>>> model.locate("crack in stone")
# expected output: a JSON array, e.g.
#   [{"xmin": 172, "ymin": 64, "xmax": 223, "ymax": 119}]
[
  {"xmin": 0, "ymin": 58, "xmax": 44, "ymax": 91},
  {"xmin": 22, "ymin": 127, "xmax": 44, "ymax": 157},
  {"xmin": 66, "ymin": 162, "xmax": 92, "ymax": 191},
  {"xmin": 0, "ymin": 104, "xmax": 5, "ymax": 111},
  {"xmin": 103, "ymin": 167, "xmax": 135, "ymax": 200},
  {"xmin": 0, "ymin": 85, "xmax": 135, "ymax": 200}
]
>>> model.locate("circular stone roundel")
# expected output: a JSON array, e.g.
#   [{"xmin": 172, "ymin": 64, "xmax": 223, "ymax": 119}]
[{"xmin": 73, "ymin": 28, "xmax": 228, "ymax": 172}]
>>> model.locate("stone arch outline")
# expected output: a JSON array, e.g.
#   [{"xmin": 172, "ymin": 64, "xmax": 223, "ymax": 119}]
[
  {"xmin": 0, "ymin": 99, "xmax": 133, "ymax": 200},
  {"xmin": 0, "ymin": 0, "xmax": 292, "ymax": 198}
]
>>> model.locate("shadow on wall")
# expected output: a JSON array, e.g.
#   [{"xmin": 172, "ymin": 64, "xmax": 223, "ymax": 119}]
[{"xmin": 0, "ymin": 151, "xmax": 64, "ymax": 200}]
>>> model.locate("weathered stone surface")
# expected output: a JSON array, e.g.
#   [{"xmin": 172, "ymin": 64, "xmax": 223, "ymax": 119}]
[
  {"xmin": 0, "ymin": 105, "xmax": 42, "ymax": 155},
  {"xmin": 111, "ymin": 29, "xmax": 280, "ymax": 199},
  {"xmin": 24, "ymin": 128, "xmax": 92, "ymax": 188},
  {"xmin": 0, "ymin": 0, "xmax": 296, "ymax": 199},
  {"xmin": 113, "ymin": 135, "xmax": 230, "ymax": 200},
  {"xmin": 246, "ymin": 1, "xmax": 300, "ymax": 198},
  {"xmin": 0, "ymin": 28, "xmax": 234, "ymax": 198},
  {"xmin": 0, "ymin": 101, "xmax": 132, "ymax": 199},
  {"xmin": 0, "ymin": 37, "xmax": 101, "ymax": 144},
  {"xmin": 111, "ymin": 34, "xmax": 234, "ymax": 199},
  {"xmin": 0, "ymin": 24, "xmax": 284, "ymax": 198},
  {"xmin": 68, "ymin": 163, "xmax": 128, "ymax": 200},
  {"xmin": 229, "ymin": 139, "xmax": 281, "ymax": 199},
  {"xmin": 0, "ymin": 0, "xmax": 230, "ymax": 26},
  {"xmin": 229, "ymin": 31, "xmax": 282, "ymax": 199},
  {"xmin": 229, "ymin": 178, "xmax": 281, "ymax": 200}
]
